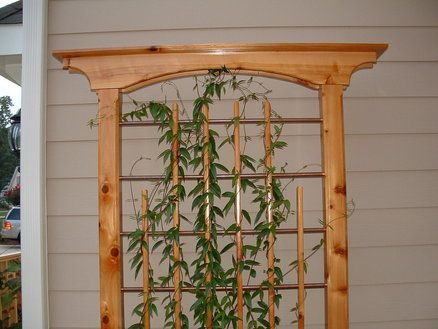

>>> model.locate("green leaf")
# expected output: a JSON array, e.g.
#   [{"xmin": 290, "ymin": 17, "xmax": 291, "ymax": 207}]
[
  {"xmin": 191, "ymin": 193, "xmax": 206, "ymax": 210},
  {"xmin": 242, "ymin": 209, "xmax": 251, "ymax": 224},
  {"xmin": 220, "ymin": 242, "xmax": 235, "ymax": 254}
]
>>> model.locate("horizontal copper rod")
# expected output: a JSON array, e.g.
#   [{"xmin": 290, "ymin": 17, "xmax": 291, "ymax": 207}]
[
  {"xmin": 120, "ymin": 117, "xmax": 322, "ymax": 127},
  {"xmin": 120, "ymin": 227, "xmax": 325, "ymax": 237},
  {"xmin": 122, "ymin": 282, "xmax": 326, "ymax": 293},
  {"xmin": 120, "ymin": 171, "xmax": 324, "ymax": 181}
]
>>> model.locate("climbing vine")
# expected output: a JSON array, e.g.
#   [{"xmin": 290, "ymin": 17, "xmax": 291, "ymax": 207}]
[{"xmin": 122, "ymin": 68, "xmax": 327, "ymax": 329}]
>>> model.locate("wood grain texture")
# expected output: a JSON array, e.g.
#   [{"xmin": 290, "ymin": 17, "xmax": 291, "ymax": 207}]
[
  {"xmin": 97, "ymin": 89, "xmax": 123, "ymax": 329},
  {"xmin": 319, "ymin": 85, "xmax": 349, "ymax": 329},
  {"xmin": 52, "ymin": 43, "xmax": 386, "ymax": 91},
  {"xmin": 47, "ymin": 27, "xmax": 438, "ymax": 70},
  {"xmin": 47, "ymin": 62, "xmax": 438, "ymax": 106}
]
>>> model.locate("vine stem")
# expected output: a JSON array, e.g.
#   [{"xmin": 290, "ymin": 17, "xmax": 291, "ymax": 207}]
[
  {"xmin": 233, "ymin": 101, "xmax": 244, "ymax": 329},
  {"xmin": 202, "ymin": 105, "xmax": 213, "ymax": 328},
  {"xmin": 296, "ymin": 186, "xmax": 305, "ymax": 329},
  {"xmin": 263, "ymin": 101, "xmax": 276, "ymax": 328},
  {"xmin": 171, "ymin": 104, "xmax": 182, "ymax": 329},
  {"xmin": 141, "ymin": 190, "xmax": 150, "ymax": 329}
]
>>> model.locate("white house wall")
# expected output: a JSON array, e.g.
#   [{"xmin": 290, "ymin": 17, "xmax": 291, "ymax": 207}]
[{"xmin": 46, "ymin": 1, "xmax": 438, "ymax": 328}]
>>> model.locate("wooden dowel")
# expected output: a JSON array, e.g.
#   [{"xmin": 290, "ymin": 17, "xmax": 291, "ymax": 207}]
[
  {"xmin": 172, "ymin": 104, "xmax": 182, "ymax": 329},
  {"xmin": 121, "ymin": 227, "xmax": 326, "ymax": 237},
  {"xmin": 296, "ymin": 186, "xmax": 305, "ymax": 329},
  {"xmin": 202, "ymin": 105, "xmax": 213, "ymax": 329},
  {"xmin": 141, "ymin": 190, "xmax": 150, "ymax": 329},
  {"xmin": 233, "ymin": 101, "xmax": 244, "ymax": 329},
  {"xmin": 122, "ymin": 282, "xmax": 326, "ymax": 293},
  {"xmin": 120, "ymin": 171, "xmax": 324, "ymax": 182},
  {"xmin": 264, "ymin": 101, "xmax": 276, "ymax": 328},
  {"xmin": 120, "ymin": 117, "xmax": 322, "ymax": 127}
]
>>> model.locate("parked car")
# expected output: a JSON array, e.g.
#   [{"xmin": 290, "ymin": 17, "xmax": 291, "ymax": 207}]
[{"xmin": 1, "ymin": 206, "xmax": 20, "ymax": 240}]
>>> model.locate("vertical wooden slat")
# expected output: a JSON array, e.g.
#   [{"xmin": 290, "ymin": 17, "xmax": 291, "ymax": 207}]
[
  {"xmin": 263, "ymin": 101, "xmax": 276, "ymax": 329},
  {"xmin": 296, "ymin": 186, "xmax": 305, "ymax": 329},
  {"xmin": 202, "ymin": 105, "xmax": 213, "ymax": 328},
  {"xmin": 319, "ymin": 84, "xmax": 349, "ymax": 329},
  {"xmin": 233, "ymin": 101, "xmax": 244, "ymax": 329},
  {"xmin": 172, "ymin": 104, "xmax": 182, "ymax": 329},
  {"xmin": 97, "ymin": 89, "xmax": 123, "ymax": 329},
  {"xmin": 141, "ymin": 190, "xmax": 150, "ymax": 329}
]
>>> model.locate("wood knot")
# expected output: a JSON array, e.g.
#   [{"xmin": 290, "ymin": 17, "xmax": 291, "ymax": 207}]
[
  {"xmin": 102, "ymin": 315, "xmax": 110, "ymax": 324},
  {"xmin": 110, "ymin": 247, "xmax": 119, "ymax": 258},
  {"xmin": 149, "ymin": 46, "xmax": 158, "ymax": 52},
  {"xmin": 334, "ymin": 246, "xmax": 347, "ymax": 256},
  {"xmin": 101, "ymin": 183, "xmax": 109, "ymax": 194},
  {"xmin": 338, "ymin": 285, "xmax": 348, "ymax": 294},
  {"xmin": 334, "ymin": 185, "xmax": 346, "ymax": 195}
]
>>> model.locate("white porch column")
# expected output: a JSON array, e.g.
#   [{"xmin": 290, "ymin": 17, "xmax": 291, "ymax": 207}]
[{"xmin": 21, "ymin": 0, "xmax": 49, "ymax": 328}]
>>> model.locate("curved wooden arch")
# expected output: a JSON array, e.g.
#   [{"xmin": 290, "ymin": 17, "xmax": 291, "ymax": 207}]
[
  {"xmin": 53, "ymin": 43, "xmax": 387, "ymax": 329},
  {"xmin": 53, "ymin": 43, "xmax": 386, "ymax": 92}
]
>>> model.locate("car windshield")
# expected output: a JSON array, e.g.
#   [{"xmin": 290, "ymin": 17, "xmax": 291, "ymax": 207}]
[{"xmin": 7, "ymin": 208, "xmax": 20, "ymax": 221}]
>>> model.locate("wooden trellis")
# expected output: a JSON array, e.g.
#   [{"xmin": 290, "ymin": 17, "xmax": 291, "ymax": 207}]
[{"xmin": 53, "ymin": 43, "xmax": 387, "ymax": 329}]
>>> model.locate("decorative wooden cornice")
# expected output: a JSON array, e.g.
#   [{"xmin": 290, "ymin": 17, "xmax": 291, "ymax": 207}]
[{"xmin": 53, "ymin": 43, "xmax": 387, "ymax": 92}]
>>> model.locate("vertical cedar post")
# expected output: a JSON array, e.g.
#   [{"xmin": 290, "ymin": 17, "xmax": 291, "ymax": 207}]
[
  {"xmin": 319, "ymin": 84, "xmax": 349, "ymax": 329},
  {"xmin": 97, "ymin": 89, "xmax": 123, "ymax": 329}
]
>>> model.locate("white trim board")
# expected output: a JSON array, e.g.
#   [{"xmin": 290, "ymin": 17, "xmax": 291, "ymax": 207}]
[
  {"xmin": 0, "ymin": 24, "xmax": 22, "ymax": 56},
  {"xmin": 21, "ymin": 0, "xmax": 49, "ymax": 328}
]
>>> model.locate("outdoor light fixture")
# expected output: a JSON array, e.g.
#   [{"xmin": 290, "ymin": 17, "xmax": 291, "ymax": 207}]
[{"xmin": 8, "ymin": 109, "xmax": 20, "ymax": 156}]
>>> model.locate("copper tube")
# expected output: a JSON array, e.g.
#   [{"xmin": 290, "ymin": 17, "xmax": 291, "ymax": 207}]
[
  {"xmin": 264, "ymin": 101, "xmax": 276, "ymax": 328},
  {"xmin": 297, "ymin": 186, "xmax": 305, "ymax": 329},
  {"xmin": 120, "ymin": 117, "xmax": 322, "ymax": 127},
  {"xmin": 202, "ymin": 105, "xmax": 213, "ymax": 328},
  {"xmin": 171, "ymin": 104, "xmax": 182, "ymax": 329},
  {"xmin": 141, "ymin": 190, "xmax": 150, "ymax": 329},
  {"xmin": 120, "ymin": 227, "xmax": 326, "ymax": 237},
  {"xmin": 120, "ymin": 171, "xmax": 324, "ymax": 181},
  {"xmin": 233, "ymin": 101, "xmax": 244, "ymax": 329},
  {"xmin": 122, "ymin": 282, "xmax": 326, "ymax": 293}
]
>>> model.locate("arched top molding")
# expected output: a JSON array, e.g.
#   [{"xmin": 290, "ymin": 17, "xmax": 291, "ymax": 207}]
[{"xmin": 53, "ymin": 43, "xmax": 387, "ymax": 93}]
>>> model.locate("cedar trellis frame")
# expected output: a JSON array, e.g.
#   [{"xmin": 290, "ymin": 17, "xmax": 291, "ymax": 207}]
[{"xmin": 53, "ymin": 43, "xmax": 387, "ymax": 329}]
